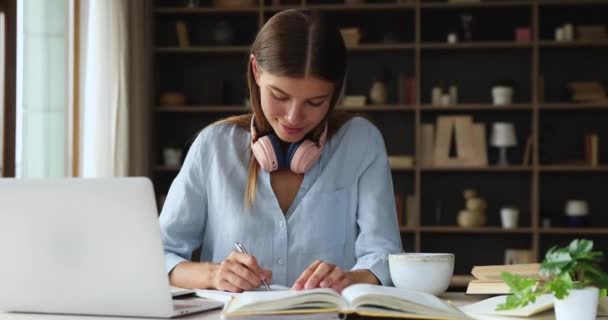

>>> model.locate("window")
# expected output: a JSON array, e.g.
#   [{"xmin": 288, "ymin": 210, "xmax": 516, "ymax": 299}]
[{"xmin": 16, "ymin": 0, "xmax": 70, "ymax": 177}]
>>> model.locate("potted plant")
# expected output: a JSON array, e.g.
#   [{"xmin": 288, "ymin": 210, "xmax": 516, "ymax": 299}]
[{"xmin": 497, "ymin": 239, "xmax": 608, "ymax": 320}]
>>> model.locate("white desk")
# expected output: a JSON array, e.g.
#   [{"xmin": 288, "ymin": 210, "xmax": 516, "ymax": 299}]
[{"xmin": 2, "ymin": 293, "xmax": 607, "ymax": 319}]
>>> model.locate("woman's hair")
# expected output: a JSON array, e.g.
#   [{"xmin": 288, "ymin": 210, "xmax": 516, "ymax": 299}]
[{"xmin": 219, "ymin": 9, "xmax": 354, "ymax": 208}]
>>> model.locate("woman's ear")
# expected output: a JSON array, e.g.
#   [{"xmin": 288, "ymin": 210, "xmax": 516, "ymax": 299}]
[{"xmin": 250, "ymin": 54, "xmax": 261, "ymax": 86}]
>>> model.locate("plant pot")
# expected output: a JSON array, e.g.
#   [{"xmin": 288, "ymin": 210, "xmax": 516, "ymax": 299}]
[
  {"xmin": 554, "ymin": 287, "xmax": 599, "ymax": 320},
  {"xmin": 491, "ymin": 86, "xmax": 513, "ymax": 106}
]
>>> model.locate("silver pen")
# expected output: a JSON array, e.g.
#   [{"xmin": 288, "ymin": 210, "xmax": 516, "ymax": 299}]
[{"xmin": 234, "ymin": 241, "xmax": 271, "ymax": 291}]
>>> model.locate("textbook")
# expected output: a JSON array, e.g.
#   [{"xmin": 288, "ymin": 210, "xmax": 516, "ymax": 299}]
[
  {"xmin": 222, "ymin": 283, "xmax": 470, "ymax": 319},
  {"xmin": 467, "ymin": 263, "xmax": 541, "ymax": 295}
]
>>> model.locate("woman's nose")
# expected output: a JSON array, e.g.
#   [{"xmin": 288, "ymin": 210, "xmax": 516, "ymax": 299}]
[{"xmin": 285, "ymin": 102, "xmax": 304, "ymax": 123}]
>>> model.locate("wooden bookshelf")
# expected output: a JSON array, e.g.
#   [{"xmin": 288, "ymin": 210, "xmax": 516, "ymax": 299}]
[{"xmin": 152, "ymin": 0, "xmax": 608, "ymax": 278}]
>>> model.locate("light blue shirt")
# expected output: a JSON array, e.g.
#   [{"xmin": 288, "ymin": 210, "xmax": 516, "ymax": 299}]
[{"xmin": 159, "ymin": 116, "xmax": 403, "ymax": 286}]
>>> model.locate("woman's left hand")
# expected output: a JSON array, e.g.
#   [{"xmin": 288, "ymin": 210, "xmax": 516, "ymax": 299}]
[{"xmin": 292, "ymin": 260, "xmax": 352, "ymax": 292}]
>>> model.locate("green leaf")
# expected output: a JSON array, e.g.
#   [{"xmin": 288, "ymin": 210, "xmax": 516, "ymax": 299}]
[
  {"xmin": 548, "ymin": 273, "xmax": 573, "ymax": 299},
  {"xmin": 496, "ymin": 273, "xmax": 541, "ymax": 311},
  {"xmin": 568, "ymin": 239, "xmax": 593, "ymax": 258},
  {"xmin": 578, "ymin": 262, "xmax": 608, "ymax": 289},
  {"xmin": 540, "ymin": 252, "xmax": 572, "ymax": 278},
  {"xmin": 601, "ymin": 288, "xmax": 607, "ymax": 299}
]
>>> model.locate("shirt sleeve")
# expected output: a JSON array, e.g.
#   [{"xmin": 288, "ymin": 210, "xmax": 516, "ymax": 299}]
[
  {"xmin": 350, "ymin": 123, "xmax": 404, "ymax": 286},
  {"xmin": 159, "ymin": 130, "xmax": 208, "ymax": 274}
]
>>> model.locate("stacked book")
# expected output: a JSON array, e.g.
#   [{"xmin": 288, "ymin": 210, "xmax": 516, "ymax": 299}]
[{"xmin": 466, "ymin": 263, "xmax": 541, "ymax": 295}]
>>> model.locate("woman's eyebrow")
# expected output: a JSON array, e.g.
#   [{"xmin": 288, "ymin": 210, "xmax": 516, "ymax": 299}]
[{"xmin": 269, "ymin": 85, "xmax": 329, "ymax": 100}]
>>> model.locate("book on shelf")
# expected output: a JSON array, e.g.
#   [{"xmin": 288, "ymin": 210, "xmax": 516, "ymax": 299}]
[
  {"xmin": 522, "ymin": 135, "xmax": 533, "ymax": 166},
  {"xmin": 388, "ymin": 155, "xmax": 415, "ymax": 169},
  {"xmin": 584, "ymin": 133, "xmax": 599, "ymax": 166},
  {"xmin": 222, "ymin": 283, "xmax": 469, "ymax": 319},
  {"xmin": 175, "ymin": 20, "xmax": 190, "ymax": 48},
  {"xmin": 466, "ymin": 263, "xmax": 541, "ymax": 295},
  {"xmin": 395, "ymin": 193, "xmax": 405, "ymax": 226}
]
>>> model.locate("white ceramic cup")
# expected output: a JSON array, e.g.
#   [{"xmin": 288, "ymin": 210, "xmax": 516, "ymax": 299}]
[
  {"xmin": 388, "ymin": 253, "xmax": 454, "ymax": 295},
  {"xmin": 492, "ymin": 86, "xmax": 513, "ymax": 106},
  {"xmin": 500, "ymin": 207, "xmax": 519, "ymax": 229}
]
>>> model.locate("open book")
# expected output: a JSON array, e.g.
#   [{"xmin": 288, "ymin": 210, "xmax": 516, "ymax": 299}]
[{"xmin": 222, "ymin": 284, "xmax": 470, "ymax": 319}]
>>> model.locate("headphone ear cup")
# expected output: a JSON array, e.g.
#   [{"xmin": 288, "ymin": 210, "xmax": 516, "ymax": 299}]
[
  {"xmin": 290, "ymin": 140, "xmax": 322, "ymax": 174},
  {"xmin": 251, "ymin": 136, "xmax": 279, "ymax": 171}
]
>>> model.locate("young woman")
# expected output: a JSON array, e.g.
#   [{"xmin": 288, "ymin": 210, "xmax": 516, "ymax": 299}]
[{"xmin": 160, "ymin": 9, "xmax": 402, "ymax": 293}]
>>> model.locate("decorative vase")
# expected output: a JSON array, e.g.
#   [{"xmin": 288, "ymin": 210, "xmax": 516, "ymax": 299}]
[
  {"xmin": 369, "ymin": 80, "xmax": 387, "ymax": 105},
  {"xmin": 457, "ymin": 209, "xmax": 486, "ymax": 227}
]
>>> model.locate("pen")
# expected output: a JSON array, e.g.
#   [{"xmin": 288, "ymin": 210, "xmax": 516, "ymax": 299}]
[{"xmin": 234, "ymin": 241, "xmax": 271, "ymax": 291}]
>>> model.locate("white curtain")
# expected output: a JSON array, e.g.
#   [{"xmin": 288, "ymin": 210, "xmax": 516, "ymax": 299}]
[{"xmin": 79, "ymin": 0, "xmax": 128, "ymax": 177}]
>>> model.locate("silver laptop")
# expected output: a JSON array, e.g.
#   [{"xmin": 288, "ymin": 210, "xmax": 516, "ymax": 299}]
[{"xmin": 0, "ymin": 177, "xmax": 223, "ymax": 318}]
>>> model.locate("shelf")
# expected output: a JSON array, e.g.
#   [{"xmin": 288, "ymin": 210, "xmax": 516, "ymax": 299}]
[
  {"xmin": 156, "ymin": 106, "xmax": 249, "ymax": 113},
  {"xmin": 421, "ymin": 42, "xmax": 533, "ymax": 49},
  {"xmin": 155, "ymin": 7, "xmax": 259, "ymax": 14},
  {"xmin": 304, "ymin": 3, "xmax": 416, "ymax": 11},
  {"xmin": 539, "ymin": 0, "xmax": 608, "ymax": 6},
  {"xmin": 539, "ymin": 228, "xmax": 608, "ymax": 235},
  {"xmin": 420, "ymin": 103, "xmax": 533, "ymax": 111},
  {"xmin": 420, "ymin": 226, "xmax": 534, "ymax": 234},
  {"xmin": 399, "ymin": 226, "xmax": 417, "ymax": 232},
  {"xmin": 337, "ymin": 105, "xmax": 415, "ymax": 112},
  {"xmin": 539, "ymin": 102, "xmax": 608, "ymax": 110},
  {"xmin": 421, "ymin": 166, "xmax": 532, "ymax": 172},
  {"xmin": 347, "ymin": 43, "xmax": 415, "ymax": 51},
  {"xmin": 421, "ymin": 1, "xmax": 531, "ymax": 8},
  {"xmin": 539, "ymin": 40, "xmax": 608, "ymax": 48},
  {"xmin": 539, "ymin": 165, "xmax": 608, "ymax": 172},
  {"xmin": 156, "ymin": 46, "xmax": 250, "ymax": 54}
]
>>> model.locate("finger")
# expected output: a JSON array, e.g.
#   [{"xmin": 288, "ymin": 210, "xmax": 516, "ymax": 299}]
[
  {"xmin": 228, "ymin": 260, "xmax": 263, "ymax": 288},
  {"xmin": 232, "ymin": 252, "xmax": 266, "ymax": 278},
  {"xmin": 330, "ymin": 276, "xmax": 350, "ymax": 293},
  {"xmin": 319, "ymin": 266, "xmax": 344, "ymax": 288},
  {"xmin": 224, "ymin": 269, "xmax": 257, "ymax": 291},
  {"xmin": 292, "ymin": 260, "xmax": 323, "ymax": 290},
  {"xmin": 261, "ymin": 269, "xmax": 273, "ymax": 282},
  {"xmin": 304, "ymin": 262, "xmax": 334, "ymax": 290},
  {"xmin": 217, "ymin": 279, "xmax": 242, "ymax": 293}
]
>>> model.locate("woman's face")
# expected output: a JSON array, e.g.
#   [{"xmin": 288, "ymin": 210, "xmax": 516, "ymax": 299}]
[{"xmin": 254, "ymin": 66, "xmax": 334, "ymax": 143}]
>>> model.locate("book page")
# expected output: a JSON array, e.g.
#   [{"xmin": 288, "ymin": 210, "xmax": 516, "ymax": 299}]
[
  {"xmin": 224, "ymin": 288, "xmax": 346, "ymax": 314},
  {"xmin": 195, "ymin": 284, "xmax": 290, "ymax": 304},
  {"xmin": 341, "ymin": 284, "xmax": 467, "ymax": 319},
  {"xmin": 459, "ymin": 294, "xmax": 553, "ymax": 317}
]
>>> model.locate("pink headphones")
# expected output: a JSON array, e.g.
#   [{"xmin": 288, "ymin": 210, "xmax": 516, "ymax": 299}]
[{"xmin": 250, "ymin": 116, "xmax": 327, "ymax": 174}]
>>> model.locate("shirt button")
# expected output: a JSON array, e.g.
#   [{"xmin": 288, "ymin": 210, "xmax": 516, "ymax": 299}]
[
  {"xmin": 279, "ymin": 221, "xmax": 285, "ymax": 228},
  {"xmin": 277, "ymin": 258, "xmax": 284, "ymax": 265}
]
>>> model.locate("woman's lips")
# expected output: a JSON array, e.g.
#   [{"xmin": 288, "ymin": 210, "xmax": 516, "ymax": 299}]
[{"xmin": 281, "ymin": 123, "xmax": 304, "ymax": 136}]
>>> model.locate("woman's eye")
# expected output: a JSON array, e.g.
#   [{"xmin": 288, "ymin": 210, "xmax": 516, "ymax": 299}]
[
  {"xmin": 308, "ymin": 100, "xmax": 324, "ymax": 107},
  {"xmin": 271, "ymin": 93, "xmax": 289, "ymax": 101}
]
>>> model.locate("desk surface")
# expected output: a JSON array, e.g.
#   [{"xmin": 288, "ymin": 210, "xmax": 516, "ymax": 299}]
[{"xmin": 2, "ymin": 293, "xmax": 607, "ymax": 320}]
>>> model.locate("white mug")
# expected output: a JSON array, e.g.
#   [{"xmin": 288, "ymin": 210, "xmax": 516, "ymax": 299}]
[
  {"xmin": 500, "ymin": 207, "xmax": 519, "ymax": 229},
  {"xmin": 492, "ymin": 86, "xmax": 513, "ymax": 106}
]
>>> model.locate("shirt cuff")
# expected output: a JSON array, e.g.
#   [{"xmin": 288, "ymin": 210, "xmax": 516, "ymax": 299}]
[
  {"xmin": 165, "ymin": 252, "xmax": 188, "ymax": 274},
  {"xmin": 351, "ymin": 255, "xmax": 392, "ymax": 287}
]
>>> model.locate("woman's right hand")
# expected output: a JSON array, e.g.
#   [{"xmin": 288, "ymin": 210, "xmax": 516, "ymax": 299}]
[{"xmin": 212, "ymin": 251, "xmax": 272, "ymax": 292}]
